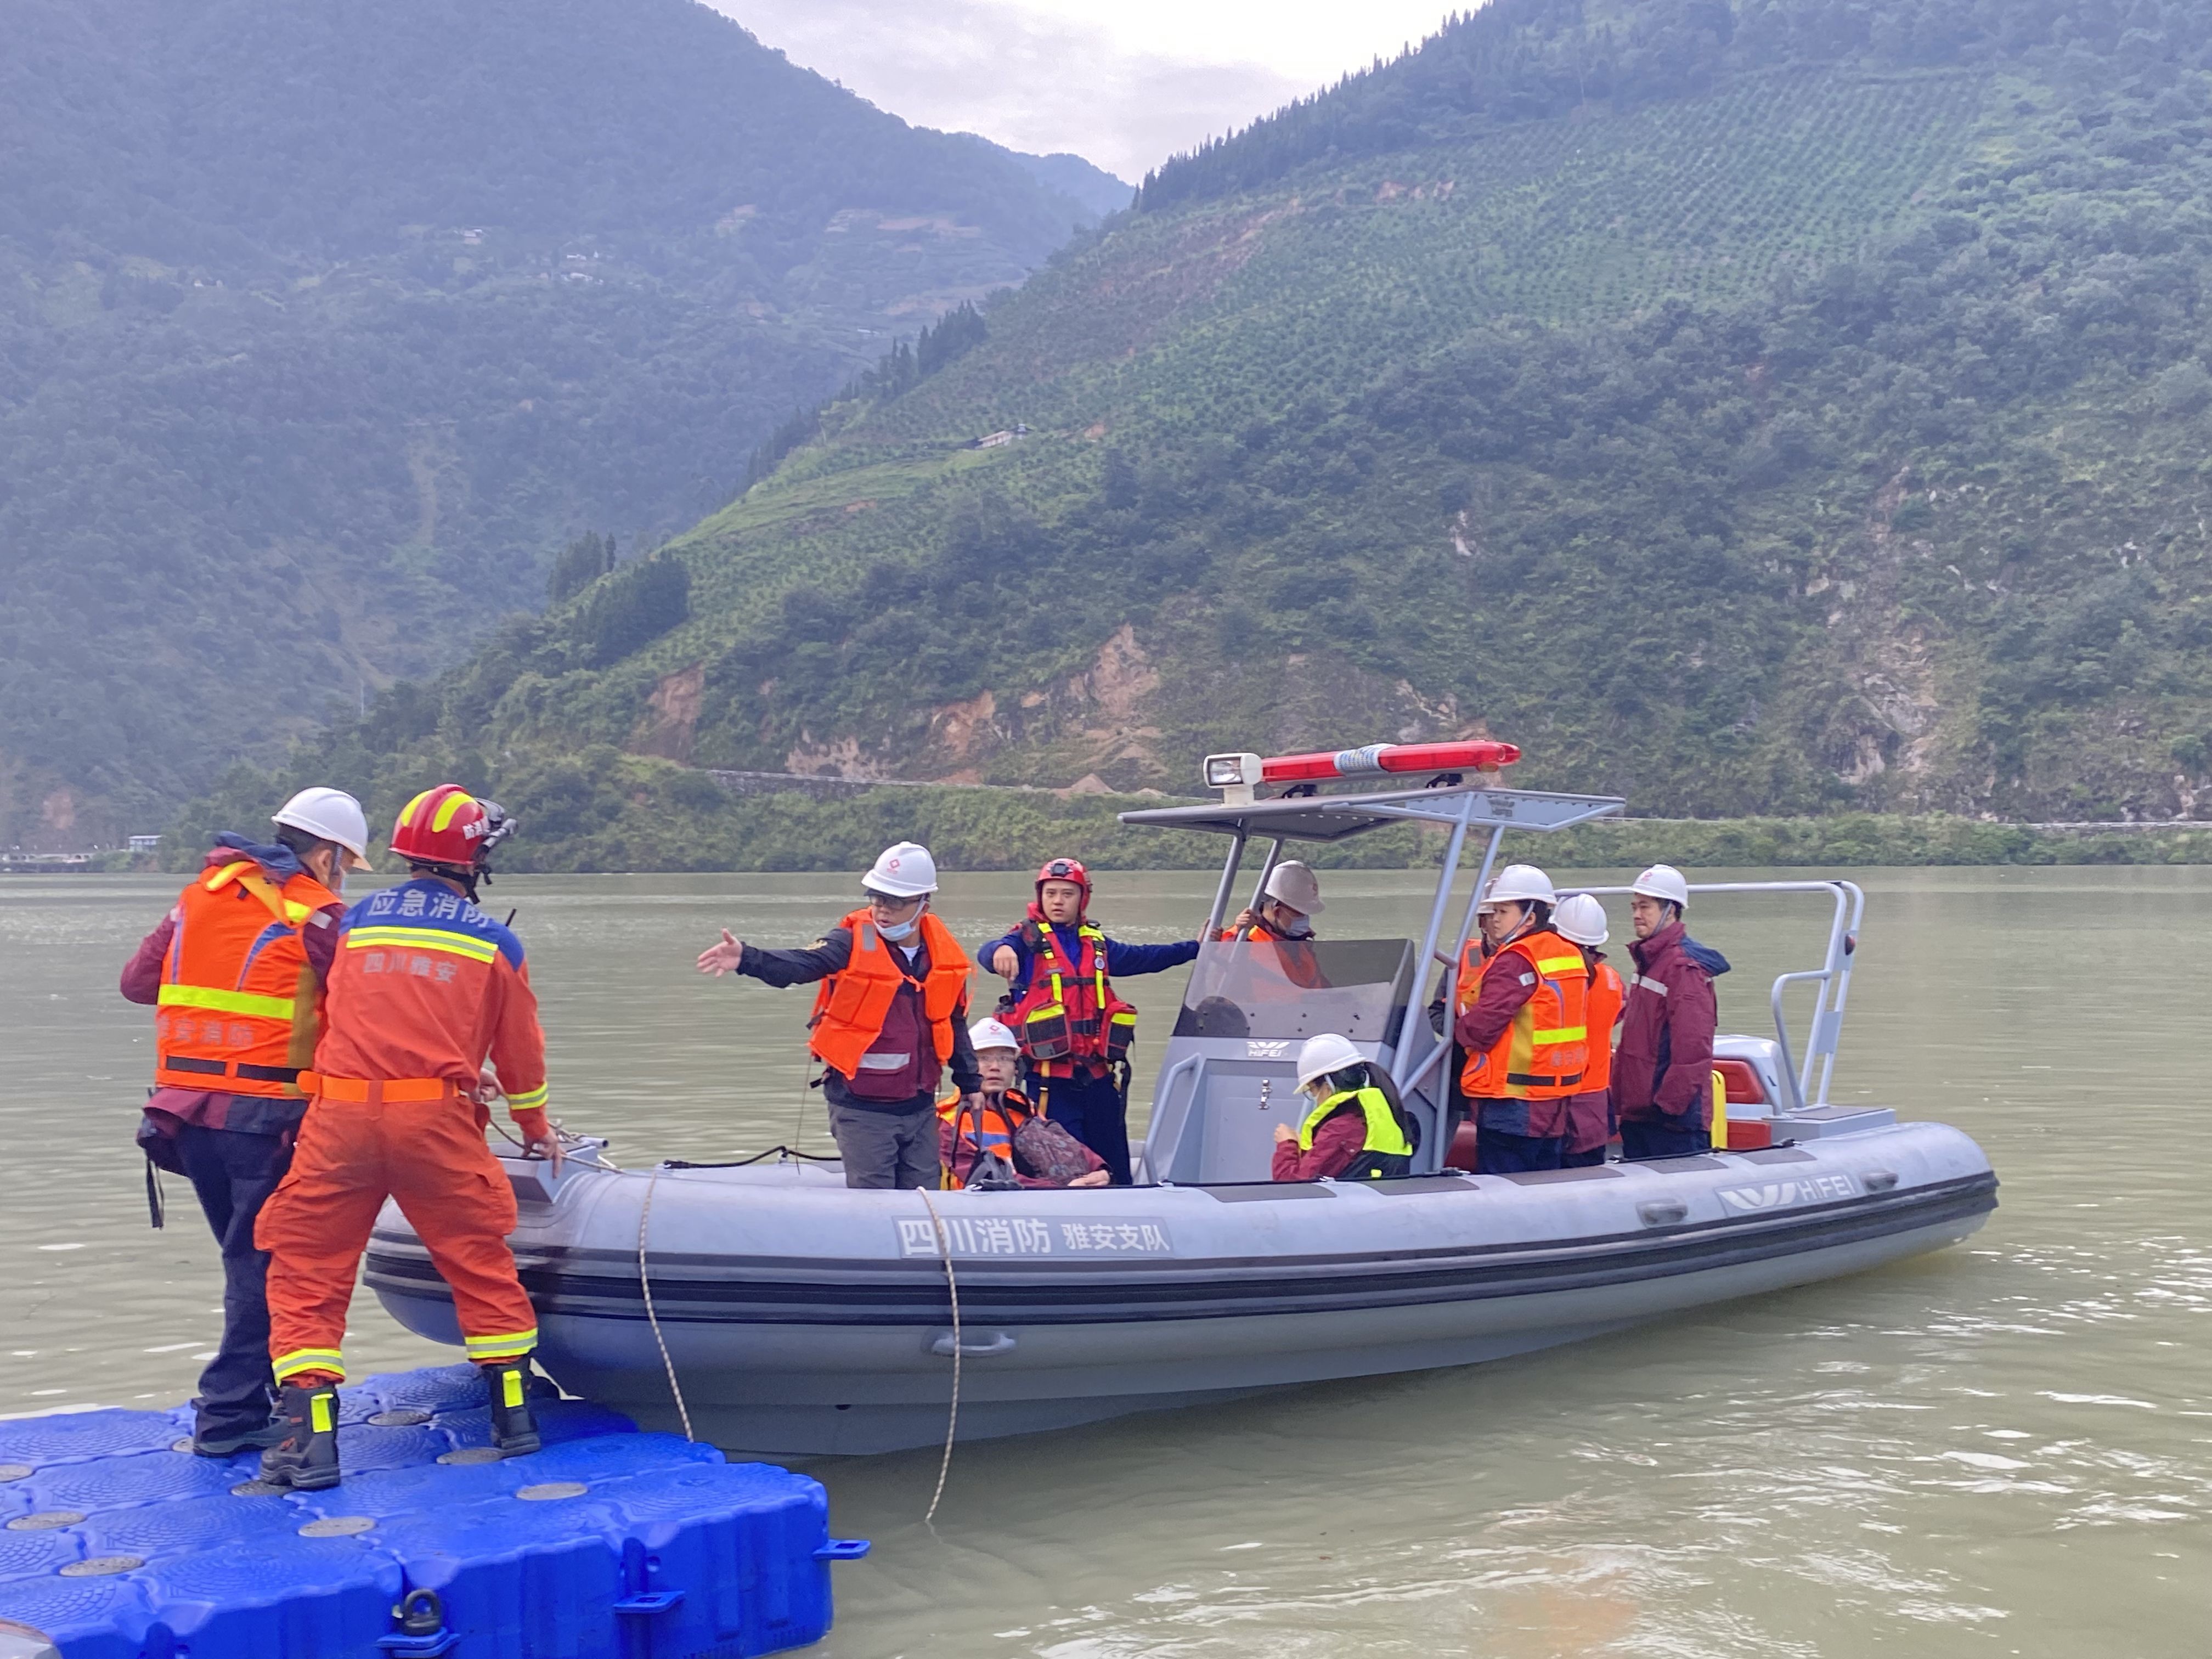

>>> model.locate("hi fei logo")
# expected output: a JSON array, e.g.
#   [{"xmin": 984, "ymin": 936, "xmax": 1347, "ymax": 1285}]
[
  {"xmin": 1246, "ymin": 1040, "xmax": 1290, "ymax": 1059},
  {"xmin": 1719, "ymin": 1173, "xmax": 1859, "ymax": 1213}
]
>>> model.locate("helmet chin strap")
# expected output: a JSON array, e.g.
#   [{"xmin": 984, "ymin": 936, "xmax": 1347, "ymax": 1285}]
[{"xmin": 413, "ymin": 861, "xmax": 486, "ymax": 902}]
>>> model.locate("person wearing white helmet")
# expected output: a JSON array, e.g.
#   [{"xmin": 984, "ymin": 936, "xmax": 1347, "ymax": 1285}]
[
  {"xmin": 1224, "ymin": 860, "xmax": 1326, "ymax": 944},
  {"xmin": 1615, "ymin": 865, "xmax": 1733, "ymax": 1160},
  {"xmin": 696, "ymin": 842, "xmax": 981, "ymax": 1188},
  {"xmin": 1449, "ymin": 863, "xmax": 1589, "ymax": 1173},
  {"xmin": 936, "ymin": 1019, "xmax": 1109, "ymax": 1189},
  {"xmin": 1552, "ymin": 894, "xmax": 1626, "ymax": 1167},
  {"xmin": 115, "ymin": 785, "xmax": 370, "ymax": 1456},
  {"xmin": 1270, "ymin": 1033, "xmax": 1416, "ymax": 1182}
]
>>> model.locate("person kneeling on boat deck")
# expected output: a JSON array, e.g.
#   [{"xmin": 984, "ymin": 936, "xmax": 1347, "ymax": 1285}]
[
  {"xmin": 1271, "ymin": 1034, "xmax": 1416, "ymax": 1182},
  {"xmin": 118, "ymin": 787, "xmax": 373, "ymax": 1458},
  {"xmin": 1453, "ymin": 865, "xmax": 1589, "ymax": 1175},
  {"xmin": 940, "ymin": 1019, "xmax": 1110, "ymax": 1189},
  {"xmin": 981, "ymin": 857, "xmax": 1200, "ymax": 1186},
  {"xmin": 255, "ymin": 786, "xmax": 557, "ymax": 1491},
  {"xmin": 1553, "ymin": 894, "xmax": 1626, "ymax": 1169},
  {"xmin": 1613, "ymin": 865, "xmax": 1731, "ymax": 1161},
  {"xmin": 698, "ymin": 842, "xmax": 980, "ymax": 1190}
]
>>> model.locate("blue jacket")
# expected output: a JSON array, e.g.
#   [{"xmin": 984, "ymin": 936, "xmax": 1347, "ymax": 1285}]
[{"xmin": 978, "ymin": 922, "xmax": 1199, "ymax": 998}]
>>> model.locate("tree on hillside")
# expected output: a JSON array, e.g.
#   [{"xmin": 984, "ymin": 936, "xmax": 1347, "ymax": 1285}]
[{"xmin": 548, "ymin": 532, "xmax": 617, "ymax": 605}]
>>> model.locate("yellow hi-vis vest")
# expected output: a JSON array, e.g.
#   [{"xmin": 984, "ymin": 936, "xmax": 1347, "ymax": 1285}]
[{"xmin": 1298, "ymin": 1085, "xmax": 1414, "ymax": 1180}]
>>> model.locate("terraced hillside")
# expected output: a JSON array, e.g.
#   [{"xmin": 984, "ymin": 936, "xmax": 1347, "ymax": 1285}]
[{"xmin": 206, "ymin": 0, "xmax": 2212, "ymax": 856}]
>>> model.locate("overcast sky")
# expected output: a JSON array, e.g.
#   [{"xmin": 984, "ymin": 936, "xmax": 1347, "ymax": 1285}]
[{"xmin": 706, "ymin": 0, "xmax": 1462, "ymax": 183}]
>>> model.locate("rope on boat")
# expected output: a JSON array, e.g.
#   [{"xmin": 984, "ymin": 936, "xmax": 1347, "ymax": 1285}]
[
  {"xmin": 915, "ymin": 1185, "xmax": 961, "ymax": 1525},
  {"xmin": 638, "ymin": 1163, "xmax": 696, "ymax": 1443}
]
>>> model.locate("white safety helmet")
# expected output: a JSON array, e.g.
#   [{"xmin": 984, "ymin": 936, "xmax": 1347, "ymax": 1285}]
[
  {"xmin": 1631, "ymin": 864, "xmax": 1691, "ymax": 910},
  {"xmin": 1486, "ymin": 863, "xmax": 1556, "ymax": 907},
  {"xmin": 1263, "ymin": 860, "xmax": 1325, "ymax": 915},
  {"xmin": 863, "ymin": 840, "xmax": 939, "ymax": 898},
  {"xmin": 967, "ymin": 1017, "xmax": 1019, "ymax": 1054},
  {"xmin": 272, "ymin": 786, "xmax": 374, "ymax": 871},
  {"xmin": 1554, "ymin": 893, "xmax": 1609, "ymax": 946},
  {"xmin": 1295, "ymin": 1032, "xmax": 1364, "ymax": 1091}
]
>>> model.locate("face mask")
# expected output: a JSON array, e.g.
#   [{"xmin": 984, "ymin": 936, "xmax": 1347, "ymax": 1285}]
[{"xmin": 876, "ymin": 913, "xmax": 921, "ymax": 941}]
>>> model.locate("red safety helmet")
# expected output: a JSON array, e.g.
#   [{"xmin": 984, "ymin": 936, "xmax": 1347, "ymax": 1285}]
[
  {"xmin": 390, "ymin": 785, "xmax": 516, "ymax": 870},
  {"xmin": 1035, "ymin": 856, "xmax": 1092, "ymax": 906}
]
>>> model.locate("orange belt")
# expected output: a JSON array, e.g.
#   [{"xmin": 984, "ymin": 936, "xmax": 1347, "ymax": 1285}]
[{"xmin": 300, "ymin": 1073, "xmax": 458, "ymax": 1104}]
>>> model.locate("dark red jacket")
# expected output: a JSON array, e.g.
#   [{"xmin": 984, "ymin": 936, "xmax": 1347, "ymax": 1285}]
[
  {"xmin": 1613, "ymin": 920, "xmax": 1729, "ymax": 1126},
  {"xmin": 1271, "ymin": 1105, "xmax": 1372, "ymax": 1182}
]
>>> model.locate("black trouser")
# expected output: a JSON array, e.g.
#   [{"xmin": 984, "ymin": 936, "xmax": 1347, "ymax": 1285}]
[
  {"xmin": 1036, "ymin": 1069, "xmax": 1132, "ymax": 1185},
  {"xmin": 1619, "ymin": 1118, "xmax": 1709, "ymax": 1161},
  {"xmin": 175, "ymin": 1125, "xmax": 292, "ymax": 1438}
]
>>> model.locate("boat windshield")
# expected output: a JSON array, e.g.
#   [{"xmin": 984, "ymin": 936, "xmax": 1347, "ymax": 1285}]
[{"xmin": 1170, "ymin": 939, "xmax": 1413, "ymax": 1043}]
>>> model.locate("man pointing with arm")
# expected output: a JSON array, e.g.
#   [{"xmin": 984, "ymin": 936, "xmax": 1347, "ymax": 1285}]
[{"xmin": 698, "ymin": 842, "xmax": 980, "ymax": 1190}]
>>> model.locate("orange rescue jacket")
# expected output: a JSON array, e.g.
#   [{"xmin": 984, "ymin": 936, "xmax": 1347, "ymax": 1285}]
[
  {"xmin": 1582, "ymin": 957, "xmax": 1626, "ymax": 1095},
  {"xmin": 1456, "ymin": 929, "xmax": 1590, "ymax": 1101},
  {"xmin": 156, "ymin": 859, "xmax": 341, "ymax": 1097},
  {"xmin": 809, "ymin": 909, "xmax": 970, "ymax": 1079}
]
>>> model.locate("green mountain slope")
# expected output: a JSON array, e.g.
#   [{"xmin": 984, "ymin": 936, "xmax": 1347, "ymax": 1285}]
[
  {"xmin": 206, "ymin": 0, "xmax": 2212, "ymax": 855},
  {"xmin": 1, "ymin": 0, "xmax": 1119, "ymax": 848}
]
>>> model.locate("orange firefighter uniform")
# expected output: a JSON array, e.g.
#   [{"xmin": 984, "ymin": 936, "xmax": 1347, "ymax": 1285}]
[{"xmin": 256, "ymin": 876, "xmax": 548, "ymax": 1385}]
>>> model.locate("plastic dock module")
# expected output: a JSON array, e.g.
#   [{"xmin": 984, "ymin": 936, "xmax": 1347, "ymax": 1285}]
[{"xmin": 0, "ymin": 1364, "xmax": 868, "ymax": 1659}]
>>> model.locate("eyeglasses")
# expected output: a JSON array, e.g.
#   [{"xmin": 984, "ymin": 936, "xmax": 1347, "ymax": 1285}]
[{"xmin": 864, "ymin": 890, "xmax": 923, "ymax": 911}]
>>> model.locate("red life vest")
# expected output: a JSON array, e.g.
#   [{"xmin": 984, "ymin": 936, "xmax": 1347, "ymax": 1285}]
[
  {"xmin": 156, "ymin": 859, "xmax": 340, "ymax": 1097},
  {"xmin": 808, "ymin": 910, "xmax": 970, "ymax": 1094},
  {"xmin": 1582, "ymin": 957, "xmax": 1626, "ymax": 1095},
  {"xmin": 1455, "ymin": 928, "xmax": 1590, "ymax": 1101},
  {"xmin": 1007, "ymin": 909, "xmax": 1136, "ymax": 1076}
]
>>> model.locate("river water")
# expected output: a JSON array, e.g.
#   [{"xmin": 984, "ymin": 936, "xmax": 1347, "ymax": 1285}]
[{"xmin": 3, "ymin": 867, "xmax": 2204, "ymax": 1656}]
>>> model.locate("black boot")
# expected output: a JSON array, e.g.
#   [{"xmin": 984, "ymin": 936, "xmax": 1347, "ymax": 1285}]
[
  {"xmin": 259, "ymin": 1381, "xmax": 341, "ymax": 1489},
  {"xmin": 483, "ymin": 1358, "xmax": 541, "ymax": 1457}
]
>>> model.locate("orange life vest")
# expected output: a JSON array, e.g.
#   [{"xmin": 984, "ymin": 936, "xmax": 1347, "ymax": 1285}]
[
  {"xmin": 936, "ymin": 1087, "xmax": 1036, "ymax": 1188},
  {"xmin": 1007, "ymin": 912, "xmax": 1136, "ymax": 1074},
  {"xmin": 808, "ymin": 909, "xmax": 970, "ymax": 1080},
  {"xmin": 155, "ymin": 860, "xmax": 340, "ymax": 1097},
  {"xmin": 1217, "ymin": 916, "xmax": 1326, "ymax": 988},
  {"xmin": 1582, "ymin": 957, "xmax": 1626, "ymax": 1094},
  {"xmin": 1455, "ymin": 927, "xmax": 1589, "ymax": 1101}
]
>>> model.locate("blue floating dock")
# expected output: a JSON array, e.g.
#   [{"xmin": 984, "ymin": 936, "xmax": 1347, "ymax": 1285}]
[{"xmin": 0, "ymin": 1364, "xmax": 867, "ymax": 1659}]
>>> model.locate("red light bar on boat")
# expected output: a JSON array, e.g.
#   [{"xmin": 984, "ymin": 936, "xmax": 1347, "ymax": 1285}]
[{"xmin": 1258, "ymin": 741, "xmax": 1521, "ymax": 785}]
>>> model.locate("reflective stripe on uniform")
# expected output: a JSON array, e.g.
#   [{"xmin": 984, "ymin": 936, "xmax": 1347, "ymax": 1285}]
[
  {"xmin": 1533, "ymin": 955, "xmax": 1584, "ymax": 974},
  {"xmin": 346, "ymin": 926, "xmax": 500, "ymax": 963},
  {"xmin": 157, "ymin": 983, "xmax": 297, "ymax": 1020},
  {"xmin": 274, "ymin": 1347, "xmax": 346, "ymax": 1384},
  {"xmin": 505, "ymin": 1084, "xmax": 548, "ymax": 1113},
  {"xmin": 1529, "ymin": 1025, "xmax": 1588, "ymax": 1045},
  {"xmin": 1632, "ymin": 973, "xmax": 1668, "ymax": 995},
  {"xmin": 464, "ymin": 1329, "xmax": 538, "ymax": 1361}
]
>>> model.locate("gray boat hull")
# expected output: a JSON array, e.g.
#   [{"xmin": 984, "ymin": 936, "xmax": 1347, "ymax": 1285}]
[{"xmin": 367, "ymin": 1120, "xmax": 1994, "ymax": 1455}]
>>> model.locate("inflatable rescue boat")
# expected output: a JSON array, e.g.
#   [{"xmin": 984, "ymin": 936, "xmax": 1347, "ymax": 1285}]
[{"xmin": 368, "ymin": 747, "xmax": 1997, "ymax": 1455}]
